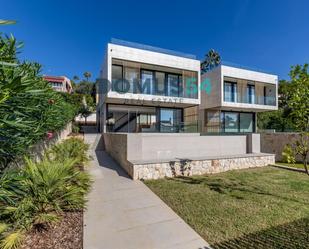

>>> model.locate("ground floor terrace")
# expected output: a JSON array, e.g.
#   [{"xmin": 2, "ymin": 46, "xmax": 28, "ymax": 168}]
[
  {"xmin": 101, "ymin": 103, "xmax": 260, "ymax": 135},
  {"xmin": 102, "ymin": 132, "xmax": 275, "ymax": 180},
  {"xmin": 104, "ymin": 104, "xmax": 198, "ymax": 133}
]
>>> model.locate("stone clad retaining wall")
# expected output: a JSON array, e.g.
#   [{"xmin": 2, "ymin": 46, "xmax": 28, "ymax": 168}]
[
  {"xmin": 133, "ymin": 154, "xmax": 275, "ymax": 180},
  {"xmin": 103, "ymin": 133, "xmax": 275, "ymax": 180},
  {"xmin": 260, "ymin": 132, "xmax": 308, "ymax": 162}
]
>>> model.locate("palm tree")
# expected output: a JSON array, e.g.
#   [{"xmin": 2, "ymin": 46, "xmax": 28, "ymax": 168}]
[
  {"xmin": 83, "ymin": 72, "xmax": 91, "ymax": 82},
  {"xmin": 201, "ymin": 49, "xmax": 221, "ymax": 73},
  {"xmin": 73, "ymin": 75, "xmax": 79, "ymax": 81}
]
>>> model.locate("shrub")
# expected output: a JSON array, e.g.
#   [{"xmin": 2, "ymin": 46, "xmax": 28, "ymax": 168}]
[
  {"xmin": 0, "ymin": 139, "xmax": 91, "ymax": 249},
  {"xmin": 46, "ymin": 138, "xmax": 90, "ymax": 165},
  {"xmin": 282, "ymin": 144, "xmax": 296, "ymax": 164},
  {"xmin": 0, "ymin": 34, "xmax": 78, "ymax": 170},
  {"xmin": 72, "ymin": 123, "xmax": 80, "ymax": 134}
]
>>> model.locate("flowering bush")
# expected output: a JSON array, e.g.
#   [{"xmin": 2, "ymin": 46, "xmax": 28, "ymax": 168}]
[{"xmin": 0, "ymin": 34, "xmax": 77, "ymax": 169}]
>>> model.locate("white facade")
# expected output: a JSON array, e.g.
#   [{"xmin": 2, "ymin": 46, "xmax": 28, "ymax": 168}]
[
  {"xmin": 97, "ymin": 40, "xmax": 201, "ymax": 133},
  {"xmin": 97, "ymin": 40, "xmax": 279, "ymax": 134},
  {"xmin": 200, "ymin": 64, "xmax": 278, "ymax": 112},
  {"xmin": 102, "ymin": 43, "xmax": 201, "ymax": 106}
]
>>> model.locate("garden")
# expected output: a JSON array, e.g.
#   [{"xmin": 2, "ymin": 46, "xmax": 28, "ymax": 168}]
[
  {"xmin": 145, "ymin": 167, "xmax": 309, "ymax": 249},
  {"xmin": 0, "ymin": 138, "xmax": 91, "ymax": 249},
  {"xmin": 0, "ymin": 31, "xmax": 92, "ymax": 249}
]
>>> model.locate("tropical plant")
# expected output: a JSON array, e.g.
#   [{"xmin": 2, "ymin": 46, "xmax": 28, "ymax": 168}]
[
  {"xmin": 0, "ymin": 138, "xmax": 91, "ymax": 249},
  {"xmin": 46, "ymin": 137, "xmax": 89, "ymax": 165},
  {"xmin": 73, "ymin": 75, "xmax": 79, "ymax": 82},
  {"xmin": 201, "ymin": 49, "xmax": 221, "ymax": 73},
  {"xmin": 83, "ymin": 71, "xmax": 91, "ymax": 82}
]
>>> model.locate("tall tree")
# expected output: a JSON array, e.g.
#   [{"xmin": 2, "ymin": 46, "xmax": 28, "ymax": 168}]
[
  {"xmin": 83, "ymin": 72, "xmax": 91, "ymax": 82},
  {"xmin": 201, "ymin": 49, "xmax": 221, "ymax": 73},
  {"xmin": 258, "ymin": 80, "xmax": 295, "ymax": 131},
  {"xmin": 288, "ymin": 64, "xmax": 309, "ymax": 131},
  {"xmin": 73, "ymin": 75, "xmax": 80, "ymax": 82},
  {"xmin": 284, "ymin": 64, "xmax": 309, "ymax": 175}
]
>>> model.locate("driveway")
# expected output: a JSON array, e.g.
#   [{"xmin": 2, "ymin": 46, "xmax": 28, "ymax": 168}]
[{"xmin": 83, "ymin": 134, "xmax": 211, "ymax": 249}]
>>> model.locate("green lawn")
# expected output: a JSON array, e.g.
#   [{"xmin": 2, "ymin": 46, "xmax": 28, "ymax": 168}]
[
  {"xmin": 144, "ymin": 167, "xmax": 309, "ymax": 249},
  {"xmin": 276, "ymin": 162, "xmax": 306, "ymax": 169}
]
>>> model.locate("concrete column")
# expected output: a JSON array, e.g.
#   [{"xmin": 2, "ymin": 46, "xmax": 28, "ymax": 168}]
[{"xmin": 247, "ymin": 133, "xmax": 261, "ymax": 153}]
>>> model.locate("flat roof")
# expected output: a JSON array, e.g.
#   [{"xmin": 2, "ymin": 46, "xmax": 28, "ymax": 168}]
[{"xmin": 110, "ymin": 38, "xmax": 197, "ymax": 60}]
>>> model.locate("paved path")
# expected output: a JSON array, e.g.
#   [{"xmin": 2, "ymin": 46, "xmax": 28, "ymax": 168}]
[{"xmin": 83, "ymin": 134, "xmax": 211, "ymax": 249}]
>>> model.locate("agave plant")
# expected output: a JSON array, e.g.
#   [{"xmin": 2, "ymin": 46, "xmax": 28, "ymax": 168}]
[{"xmin": 201, "ymin": 49, "xmax": 221, "ymax": 73}]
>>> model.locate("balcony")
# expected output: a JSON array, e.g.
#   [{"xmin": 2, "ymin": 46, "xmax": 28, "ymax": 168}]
[
  {"xmin": 111, "ymin": 58, "xmax": 198, "ymax": 99},
  {"xmin": 223, "ymin": 77, "xmax": 276, "ymax": 106}
]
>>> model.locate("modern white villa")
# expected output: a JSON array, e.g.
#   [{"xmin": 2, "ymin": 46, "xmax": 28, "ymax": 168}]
[{"xmin": 97, "ymin": 39, "xmax": 278, "ymax": 180}]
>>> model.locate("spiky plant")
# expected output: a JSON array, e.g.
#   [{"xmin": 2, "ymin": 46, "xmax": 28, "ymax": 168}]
[
  {"xmin": 201, "ymin": 49, "xmax": 221, "ymax": 73},
  {"xmin": 0, "ymin": 156, "xmax": 91, "ymax": 249},
  {"xmin": 46, "ymin": 137, "xmax": 90, "ymax": 165}
]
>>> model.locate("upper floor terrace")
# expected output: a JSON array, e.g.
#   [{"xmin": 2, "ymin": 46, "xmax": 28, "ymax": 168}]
[
  {"xmin": 200, "ymin": 63, "xmax": 278, "ymax": 112},
  {"xmin": 99, "ymin": 39, "xmax": 201, "ymax": 108}
]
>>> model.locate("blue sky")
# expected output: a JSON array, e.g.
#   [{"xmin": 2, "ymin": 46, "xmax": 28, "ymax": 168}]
[{"xmin": 1, "ymin": 0, "xmax": 308, "ymax": 80}]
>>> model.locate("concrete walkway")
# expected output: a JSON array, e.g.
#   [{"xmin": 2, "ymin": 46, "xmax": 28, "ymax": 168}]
[{"xmin": 83, "ymin": 134, "xmax": 211, "ymax": 249}]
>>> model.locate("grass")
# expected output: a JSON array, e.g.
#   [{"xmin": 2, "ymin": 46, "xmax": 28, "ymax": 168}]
[
  {"xmin": 144, "ymin": 167, "xmax": 309, "ymax": 249},
  {"xmin": 276, "ymin": 162, "xmax": 306, "ymax": 169}
]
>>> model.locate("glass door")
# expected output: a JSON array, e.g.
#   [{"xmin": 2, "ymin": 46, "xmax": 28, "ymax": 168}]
[{"xmin": 159, "ymin": 108, "xmax": 182, "ymax": 132}]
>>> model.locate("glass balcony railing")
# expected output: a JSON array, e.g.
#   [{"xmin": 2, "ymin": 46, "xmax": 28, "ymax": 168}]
[{"xmin": 224, "ymin": 93, "xmax": 276, "ymax": 106}]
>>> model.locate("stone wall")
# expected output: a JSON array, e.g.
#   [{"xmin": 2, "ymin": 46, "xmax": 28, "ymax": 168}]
[
  {"xmin": 133, "ymin": 154, "xmax": 275, "ymax": 180},
  {"xmin": 260, "ymin": 132, "xmax": 308, "ymax": 162},
  {"xmin": 103, "ymin": 132, "xmax": 275, "ymax": 180},
  {"xmin": 28, "ymin": 122, "xmax": 72, "ymax": 162},
  {"xmin": 10, "ymin": 122, "xmax": 73, "ymax": 168}
]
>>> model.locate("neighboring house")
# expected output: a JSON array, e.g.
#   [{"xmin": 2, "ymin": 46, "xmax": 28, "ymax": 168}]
[
  {"xmin": 97, "ymin": 39, "xmax": 278, "ymax": 180},
  {"xmin": 43, "ymin": 75, "xmax": 73, "ymax": 93}
]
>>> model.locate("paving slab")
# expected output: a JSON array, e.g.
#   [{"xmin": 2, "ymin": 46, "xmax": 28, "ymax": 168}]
[{"xmin": 83, "ymin": 134, "xmax": 211, "ymax": 249}]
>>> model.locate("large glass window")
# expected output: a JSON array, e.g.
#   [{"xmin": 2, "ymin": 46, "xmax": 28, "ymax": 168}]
[
  {"xmin": 124, "ymin": 67, "xmax": 139, "ymax": 93},
  {"xmin": 247, "ymin": 84, "xmax": 255, "ymax": 104},
  {"xmin": 155, "ymin": 72, "xmax": 165, "ymax": 96},
  {"xmin": 112, "ymin": 65, "xmax": 123, "ymax": 91},
  {"xmin": 205, "ymin": 110, "xmax": 220, "ymax": 133},
  {"xmin": 220, "ymin": 111, "xmax": 255, "ymax": 133},
  {"xmin": 160, "ymin": 108, "xmax": 182, "ymax": 132},
  {"xmin": 141, "ymin": 70, "xmax": 154, "ymax": 94},
  {"xmin": 223, "ymin": 112, "xmax": 239, "ymax": 132},
  {"xmin": 167, "ymin": 74, "xmax": 180, "ymax": 97},
  {"xmin": 240, "ymin": 113, "xmax": 254, "ymax": 132},
  {"xmin": 224, "ymin": 82, "xmax": 237, "ymax": 102}
]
